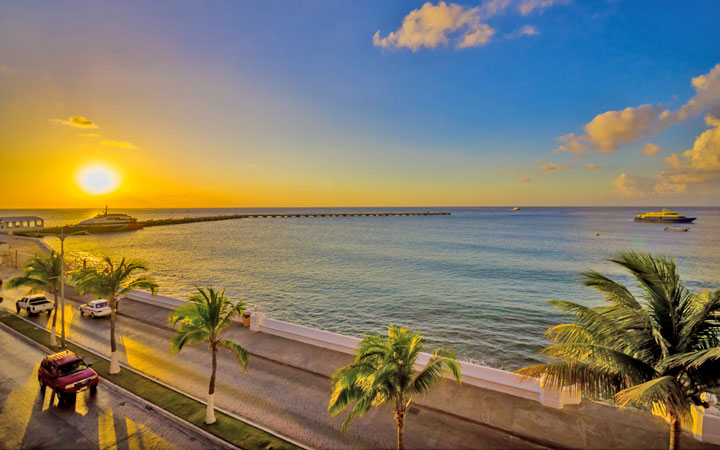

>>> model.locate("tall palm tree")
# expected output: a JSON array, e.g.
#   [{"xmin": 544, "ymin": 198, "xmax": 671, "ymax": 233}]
[
  {"xmin": 72, "ymin": 256, "xmax": 157, "ymax": 374},
  {"xmin": 169, "ymin": 287, "xmax": 249, "ymax": 425},
  {"xmin": 517, "ymin": 251, "xmax": 720, "ymax": 450},
  {"xmin": 328, "ymin": 325, "xmax": 461, "ymax": 450},
  {"xmin": 8, "ymin": 251, "xmax": 63, "ymax": 347}
]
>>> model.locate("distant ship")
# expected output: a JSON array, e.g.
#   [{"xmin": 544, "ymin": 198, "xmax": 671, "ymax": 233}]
[
  {"xmin": 634, "ymin": 209, "xmax": 696, "ymax": 223},
  {"xmin": 78, "ymin": 206, "xmax": 144, "ymax": 232},
  {"xmin": 511, "ymin": 207, "xmax": 520, "ymax": 211}
]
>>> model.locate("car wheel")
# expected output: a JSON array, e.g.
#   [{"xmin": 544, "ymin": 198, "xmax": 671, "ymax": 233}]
[
  {"xmin": 38, "ymin": 378, "xmax": 45, "ymax": 392},
  {"xmin": 16, "ymin": 305, "xmax": 20, "ymax": 314},
  {"xmin": 91, "ymin": 313, "xmax": 95, "ymax": 318},
  {"xmin": 90, "ymin": 385, "xmax": 97, "ymax": 394},
  {"xmin": 55, "ymin": 389, "xmax": 64, "ymax": 405}
]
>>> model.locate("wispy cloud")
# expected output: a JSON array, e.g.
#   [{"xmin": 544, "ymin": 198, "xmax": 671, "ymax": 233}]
[
  {"xmin": 51, "ymin": 116, "xmax": 98, "ymax": 128},
  {"xmin": 585, "ymin": 163, "xmax": 600, "ymax": 170},
  {"xmin": 519, "ymin": 176, "xmax": 532, "ymax": 183},
  {"xmin": 505, "ymin": 25, "xmax": 539, "ymax": 39},
  {"xmin": 78, "ymin": 133, "xmax": 100, "ymax": 138},
  {"xmin": 556, "ymin": 63, "xmax": 720, "ymax": 154},
  {"xmin": 101, "ymin": 140, "xmax": 138, "ymax": 150},
  {"xmin": 500, "ymin": 165, "xmax": 524, "ymax": 173},
  {"xmin": 518, "ymin": 0, "xmax": 569, "ymax": 16},
  {"xmin": 540, "ymin": 161, "xmax": 571, "ymax": 171}
]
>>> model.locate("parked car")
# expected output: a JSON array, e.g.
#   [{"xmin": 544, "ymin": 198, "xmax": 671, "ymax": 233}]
[
  {"xmin": 16, "ymin": 295, "xmax": 54, "ymax": 316},
  {"xmin": 79, "ymin": 300, "xmax": 111, "ymax": 318},
  {"xmin": 38, "ymin": 350, "xmax": 98, "ymax": 403}
]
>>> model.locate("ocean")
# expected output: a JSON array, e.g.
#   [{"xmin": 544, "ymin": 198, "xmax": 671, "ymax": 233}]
[{"xmin": 2, "ymin": 206, "xmax": 718, "ymax": 369}]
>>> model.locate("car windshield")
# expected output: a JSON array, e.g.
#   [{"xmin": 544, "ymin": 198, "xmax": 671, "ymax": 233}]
[
  {"xmin": 58, "ymin": 360, "xmax": 88, "ymax": 377},
  {"xmin": 29, "ymin": 298, "xmax": 48, "ymax": 304},
  {"xmin": 94, "ymin": 302, "xmax": 108, "ymax": 308}
]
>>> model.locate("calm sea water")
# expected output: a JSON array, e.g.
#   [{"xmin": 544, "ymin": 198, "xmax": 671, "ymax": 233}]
[{"xmin": 3, "ymin": 207, "xmax": 719, "ymax": 369}]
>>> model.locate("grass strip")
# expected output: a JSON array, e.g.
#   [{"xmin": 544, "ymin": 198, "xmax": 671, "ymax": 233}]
[{"xmin": 0, "ymin": 311, "xmax": 298, "ymax": 450}]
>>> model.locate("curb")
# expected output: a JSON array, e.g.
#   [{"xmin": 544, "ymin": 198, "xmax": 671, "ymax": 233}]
[
  {"xmin": 3, "ymin": 311, "xmax": 313, "ymax": 450},
  {"xmin": 0, "ymin": 320, "xmax": 235, "ymax": 450}
]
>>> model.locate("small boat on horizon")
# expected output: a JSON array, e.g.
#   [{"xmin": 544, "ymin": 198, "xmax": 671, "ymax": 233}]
[
  {"xmin": 77, "ymin": 206, "xmax": 144, "ymax": 233},
  {"xmin": 634, "ymin": 209, "xmax": 696, "ymax": 223},
  {"xmin": 664, "ymin": 227, "xmax": 689, "ymax": 232},
  {"xmin": 510, "ymin": 207, "xmax": 520, "ymax": 211}
]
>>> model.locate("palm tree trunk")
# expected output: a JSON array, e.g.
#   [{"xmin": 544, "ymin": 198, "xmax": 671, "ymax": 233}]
[
  {"xmin": 206, "ymin": 344, "xmax": 217, "ymax": 424},
  {"xmin": 49, "ymin": 291, "xmax": 58, "ymax": 347},
  {"xmin": 109, "ymin": 301, "xmax": 120, "ymax": 374},
  {"xmin": 394, "ymin": 407, "xmax": 406, "ymax": 450},
  {"xmin": 669, "ymin": 414, "xmax": 681, "ymax": 450}
]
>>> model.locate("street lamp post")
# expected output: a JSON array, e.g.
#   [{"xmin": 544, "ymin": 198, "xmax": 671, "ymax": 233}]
[{"xmin": 44, "ymin": 227, "xmax": 84, "ymax": 348}]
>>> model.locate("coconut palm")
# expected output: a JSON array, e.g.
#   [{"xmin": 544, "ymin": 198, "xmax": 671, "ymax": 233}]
[
  {"xmin": 328, "ymin": 325, "xmax": 461, "ymax": 450},
  {"xmin": 72, "ymin": 256, "xmax": 157, "ymax": 374},
  {"xmin": 168, "ymin": 287, "xmax": 249, "ymax": 425},
  {"xmin": 517, "ymin": 251, "xmax": 720, "ymax": 450},
  {"xmin": 8, "ymin": 251, "xmax": 63, "ymax": 347}
]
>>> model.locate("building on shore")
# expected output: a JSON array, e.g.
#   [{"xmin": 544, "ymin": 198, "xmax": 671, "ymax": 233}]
[{"xmin": 0, "ymin": 216, "xmax": 44, "ymax": 234}]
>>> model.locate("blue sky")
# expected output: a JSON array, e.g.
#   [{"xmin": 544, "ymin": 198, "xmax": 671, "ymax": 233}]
[{"xmin": 2, "ymin": 1, "xmax": 720, "ymax": 206}]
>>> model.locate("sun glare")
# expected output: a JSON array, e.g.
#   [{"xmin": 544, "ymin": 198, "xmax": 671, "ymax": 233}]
[{"xmin": 76, "ymin": 164, "xmax": 120, "ymax": 195}]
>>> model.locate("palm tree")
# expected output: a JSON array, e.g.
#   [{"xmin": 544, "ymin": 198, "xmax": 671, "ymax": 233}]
[
  {"xmin": 517, "ymin": 251, "xmax": 720, "ymax": 450},
  {"xmin": 328, "ymin": 325, "xmax": 461, "ymax": 450},
  {"xmin": 8, "ymin": 251, "xmax": 63, "ymax": 347},
  {"xmin": 168, "ymin": 287, "xmax": 249, "ymax": 425},
  {"xmin": 72, "ymin": 256, "xmax": 158, "ymax": 374}
]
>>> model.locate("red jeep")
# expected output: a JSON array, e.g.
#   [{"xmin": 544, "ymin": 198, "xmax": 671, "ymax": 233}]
[{"xmin": 38, "ymin": 350, "xmax": 99, "ymax": 402}]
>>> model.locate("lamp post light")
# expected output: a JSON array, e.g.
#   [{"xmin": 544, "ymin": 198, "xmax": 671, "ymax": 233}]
[{"xmin": 43, "ymin": 227, "xmax": 85, "ymax": 348}]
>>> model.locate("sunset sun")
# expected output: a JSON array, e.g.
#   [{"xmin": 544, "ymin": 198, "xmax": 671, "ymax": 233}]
[{"xmin": 76, "ymin": 164, "xmax": 120, "ymax": 195}]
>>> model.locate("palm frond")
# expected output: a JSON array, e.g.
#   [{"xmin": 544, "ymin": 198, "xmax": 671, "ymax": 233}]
[
  {"xmin": 615, "ymin": 376, "xmax": 689, "ymax": 421},
  {"xmin": 218, "ymin": 339, "xmax": 249, "ymax": 373}
]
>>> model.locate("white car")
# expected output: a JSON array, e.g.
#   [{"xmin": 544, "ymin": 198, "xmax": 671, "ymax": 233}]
[
  {"xmin": 79, "ymin": 300, "xmax": 112, "ymax": 318},
  {"xmin": 16, "ymin": 295, "xmax": 54, "ymax": 316}
]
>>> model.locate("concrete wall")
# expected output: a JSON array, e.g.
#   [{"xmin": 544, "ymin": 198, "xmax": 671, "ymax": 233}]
[{"xmin": 128, "ymin": 290, "xmax": 720, "ymax": 449}]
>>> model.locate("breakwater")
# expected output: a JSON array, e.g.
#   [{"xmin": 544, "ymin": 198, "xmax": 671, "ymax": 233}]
[{"xmin": 21, "ymin": 211, "xmax": 451, "ymax": 236}]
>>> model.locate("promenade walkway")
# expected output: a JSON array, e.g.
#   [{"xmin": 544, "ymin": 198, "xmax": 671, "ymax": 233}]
[{"xmin": 0, "ymin": 264, "xmax": 545, "ymax": 450}]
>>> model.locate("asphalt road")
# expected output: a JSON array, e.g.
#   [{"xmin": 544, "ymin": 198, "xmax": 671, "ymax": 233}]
[
  {"xmin": 0, "ymin": 325, "xmax": 217, "ymax": 450},
  {"xmin": 0, "ymin": 266, "xmax": 546, "ymax": 450}
]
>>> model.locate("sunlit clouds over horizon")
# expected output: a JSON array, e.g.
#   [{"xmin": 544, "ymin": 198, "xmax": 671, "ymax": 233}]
[{"xmin": 1, "ymin": 1, "xmax": 720, "ymax": 208}]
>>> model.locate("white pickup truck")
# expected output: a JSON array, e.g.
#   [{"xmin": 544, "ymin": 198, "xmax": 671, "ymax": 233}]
[{"xmin": 16, "ymin": 295, "xmax": 54, "ymax": 316}]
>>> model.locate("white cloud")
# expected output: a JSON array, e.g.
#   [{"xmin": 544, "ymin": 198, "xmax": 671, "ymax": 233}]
[
  {"xmin": 583, "ymin": 104, "xmax": 663, "ymax": 153},
  {"xmin": 373, "ymin": 2, "xmax": 496, "ymax": 51},
  {"xmin": 641, "ymin": 143, "xmax": 660, "ymax": 156},
  {"xmin": 556, "ymin": 63, "xmax": 720, "ymax": 154},
  {"xmin": 612, "ymin": 112, "xmax": 720, "ymax": 196},
  {"xmin": 518, "ymin": 0, "xmax": 568, "ymax": 16},
  {"xmin": 553, "ymin": 132, "xmax": 589, "ymax": 154},
  {"xmin": 505, "ymin": 25, "xmax": 540, "ymax": 39},
  {"xmin": 519, "ymin": 176, "xmax": 531, "ymax": 183}
]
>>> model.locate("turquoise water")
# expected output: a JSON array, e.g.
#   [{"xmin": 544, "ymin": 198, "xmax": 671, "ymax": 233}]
[{"xmin": 3, "ymin": 207, "xmax": 718, "ymax": 369}]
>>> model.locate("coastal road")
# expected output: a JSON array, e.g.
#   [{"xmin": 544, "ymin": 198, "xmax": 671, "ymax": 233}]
[
  {"xmin": 0, "ymin": 324, "xmax": 218, "ymax": 450},
  {"xmin": 0, "ymin": 273, "xmax": 547, "ymax": 450}
]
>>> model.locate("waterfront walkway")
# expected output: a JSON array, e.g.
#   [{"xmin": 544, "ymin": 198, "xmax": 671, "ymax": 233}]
[{"xmin": 0, "ymin": 265, "xmax": 544, "ymax": 450}]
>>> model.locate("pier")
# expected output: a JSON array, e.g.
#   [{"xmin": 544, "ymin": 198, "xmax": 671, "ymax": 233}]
[{"xmin": 24, "ymin": 211, "xmax": 451, "ymax": 236}]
